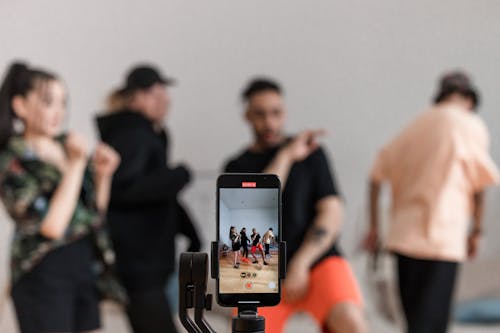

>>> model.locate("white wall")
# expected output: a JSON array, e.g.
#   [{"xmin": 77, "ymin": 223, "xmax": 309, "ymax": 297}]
[
  {"xmin": 1, "ymin": 0, "xmax": 500, "ymax": 256},
  {"xmin": 219, "ymin": 199, "xmax": 230, "ymax": 243},
  {"xmin": 1, "ymin": 2, "xmax": 500, "ymax": 330},
  {"xmin": 219, "ymin": 207, "xmax": 276, "ymax": 245},
  {"xmin": 219, "ymin": 188, "xmax": 278, "ymax": 243}
]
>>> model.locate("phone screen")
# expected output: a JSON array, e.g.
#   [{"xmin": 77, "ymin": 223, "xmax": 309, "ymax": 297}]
[{"xmin": 218, "ymin": 177, "xmax": 280, "ymax": 297}]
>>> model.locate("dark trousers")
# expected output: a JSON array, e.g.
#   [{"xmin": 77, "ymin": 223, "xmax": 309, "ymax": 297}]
[
  {"xmin": 242, "ymin": 244, "xmax": 249, "ymax": 258},
  {"xmin": 127, "ymin": 287, "xmax": 178, "ymax": 333},
  {"xmin": 396, "ymin": 253, "xmax": 459, "ymax": 333},
  {"xmin": 265, "ymin": 243, "xmax": 270, "ymax": 255}
]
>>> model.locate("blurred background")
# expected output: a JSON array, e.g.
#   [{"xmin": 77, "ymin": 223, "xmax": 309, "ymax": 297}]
[{"xmin": 1, "ymin": 1, "xmax": 500, "ymax": 332}]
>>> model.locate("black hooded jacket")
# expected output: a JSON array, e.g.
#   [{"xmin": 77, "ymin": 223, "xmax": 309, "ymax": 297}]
[{"xmin": 96, "ymin": 110, "xmax": 201, "ymax": 291}]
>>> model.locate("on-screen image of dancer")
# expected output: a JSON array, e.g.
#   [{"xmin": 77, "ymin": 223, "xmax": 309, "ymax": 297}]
[
  {"xmin": 230, "ymin": 226, "xmax": 241, "ymax": 268},
  {"xmin": 263, "ymin": 227, "xmax": 275, "ymax": 259},
  {"xmin": 251, "ymin": 228, "xmax": 268, "ymax": 265},
  {"xmin": 240, "ymin": 227, "xmax": 251, "ymax": 263}
]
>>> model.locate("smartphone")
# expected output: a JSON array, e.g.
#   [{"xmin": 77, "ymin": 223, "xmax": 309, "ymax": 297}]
[{"xmin": 216, "ymin": 174, "xmax": 281, "ymax": 307}]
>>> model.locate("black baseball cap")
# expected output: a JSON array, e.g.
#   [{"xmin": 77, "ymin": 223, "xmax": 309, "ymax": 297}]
[
  {"xmin": 121, "ymin": 65, "xmax": 175, "ymax": 93},
  {"xmin": 434, "ymin": 71, "xmax": 479, "ymax": 108}
]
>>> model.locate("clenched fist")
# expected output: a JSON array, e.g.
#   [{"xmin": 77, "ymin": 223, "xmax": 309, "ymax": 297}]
[
  {"xmin": 65, "ymin": 132, "xmax": 89, "ymax": 163},
  {"xmin": 93, "ymin": 143, "xmax": 120, "ymax": 178}
]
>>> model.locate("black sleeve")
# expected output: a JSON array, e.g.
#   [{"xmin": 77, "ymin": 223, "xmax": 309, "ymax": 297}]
[
  {"xmin": 223, "ymin": 159, "xmax": 240, "ymax": 173},
  {"xmin": 309, "ymin": 147, "xmax": 340, "ymax": 201},
  {"xmin": 176, "ymin": 202, "xmax": 202, "ymax": 252},
  {"xmin": 108, "ymin": 129, "xmax": 190, "ymax": 206},
  {"xmin": 111, "ymin": 166, "xmax": 190, "ymax": 206}
]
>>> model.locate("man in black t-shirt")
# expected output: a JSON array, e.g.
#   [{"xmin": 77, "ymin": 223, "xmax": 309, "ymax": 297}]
[
  {"xmin": 250, "ymin": 228, "xmax": 268, "ymax": 265},
  {"xmin": 223, "ymin": 78, "xmax": 366, "ymax": 333}
]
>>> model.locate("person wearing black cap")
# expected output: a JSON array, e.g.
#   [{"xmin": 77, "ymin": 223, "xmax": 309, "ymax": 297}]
[
  {"xmin": 96, "ymin": 64, "xmax": 201, "ymax": 333},
  {"xmin": 363, "ymin": 71, "xmax": 499, "ymax": 333}
]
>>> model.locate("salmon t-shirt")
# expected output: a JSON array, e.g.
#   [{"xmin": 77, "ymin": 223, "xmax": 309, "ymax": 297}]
[{"xmin": 371, "ymin": 105, "xmax": 499, "ymax": 262}]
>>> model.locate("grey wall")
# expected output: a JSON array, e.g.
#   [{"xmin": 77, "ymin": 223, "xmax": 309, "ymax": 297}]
[
  {"xmin": 219, "ymin": 207, "xmax": 277, "ymax": 246},
  {"xmin": 219, "ymin": 189, "xmax": 278, "ymax": 243},
  {"xmin": 1, "ymin": 2, "xmax": 500, "ymax": 330}
]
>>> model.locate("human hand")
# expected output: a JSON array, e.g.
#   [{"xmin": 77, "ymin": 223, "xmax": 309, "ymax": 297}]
[
  {"xmin": 93, "ymin": 143, "xmax": 120, "ymax": 178},
  {"xmin": 362, "ymin": 227, "xmax": 380, "ymax": 254},
  {"xmin": 283, "ymin": 129, "xmax": 325, "ymax": 162},
  {"xmin": 284, "ymin": 257, "xmax": 310, "ymax": 302},
  {"xmin": 467, "ymin": 232, "xmax": 482, "ymax": 259},
  {"xmin": 65, "ymin": 131, "xmax": 89, "ymax": 164}
]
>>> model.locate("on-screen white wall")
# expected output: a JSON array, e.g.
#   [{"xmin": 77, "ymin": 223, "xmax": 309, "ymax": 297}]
[{"xmin": 219, "ymin": 203, "xmax": 276, "ymax": 245}]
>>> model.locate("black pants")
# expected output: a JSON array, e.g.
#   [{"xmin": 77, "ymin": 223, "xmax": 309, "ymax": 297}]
[
  {"xmin": 242, "ymin": 244, "xmax": 249, "ymax": 258},
  {"xmin": 265, "ymin": 244, "xmax": 270, "ymax": 255},
  {"xmin": 396, "ymin": 253, "xmax": 459, "ymax": 333},
  {"xmin": 12, "ymin": 237, "xmax": 100, "ymax": 333},
  {"xmin": 127, "ymin": 287, "xmax": 178, "ymax": 333}
]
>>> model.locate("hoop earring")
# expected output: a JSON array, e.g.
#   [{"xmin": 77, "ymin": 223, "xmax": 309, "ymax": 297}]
[{"xmin": 13, "ymin": 118, "xmax": 25, "ymax": 134}]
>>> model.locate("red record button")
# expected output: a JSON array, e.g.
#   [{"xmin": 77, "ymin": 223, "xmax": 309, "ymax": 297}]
[{"xmin": 245, "ymin": 281, "xmax": 253, "ymax": 290}]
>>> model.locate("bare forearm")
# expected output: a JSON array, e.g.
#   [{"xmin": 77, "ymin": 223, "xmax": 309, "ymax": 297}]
[
  {"xmin": 293, "ymin": 197, "xmax": 342, "ymax": 268},
  {"xmin": 263, "ymin": 148, "xmax": 293, "ymax": 187},
  {"xmin": 369, "ymin": 181, "xmax": 381, "ymax": 230},
  {"xmin": 95, "ymin": 176, "xmax": 112, "ymax": 212},
  {"xmin": 472, "ymin": 191, "xmax": 484, "ymax": 233},
  {"xmin": 40, "ymin": 161, "xmax": 86, "ymax": 239}
]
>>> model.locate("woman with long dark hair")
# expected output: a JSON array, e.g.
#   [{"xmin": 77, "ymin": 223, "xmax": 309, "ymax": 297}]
[
  {"xmin": 230, "ymin": 226, "xmax": 241, "ymax": 268},
  {"xmin": 0, "ymin": 62, "xmax": 123, "ymax": 333},
  {"xmin": 96, "ymin": 64, "xmax": 201, "ymax": 333}
]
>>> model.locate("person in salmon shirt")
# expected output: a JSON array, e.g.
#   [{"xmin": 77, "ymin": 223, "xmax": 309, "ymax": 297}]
[{"xmin": 363, "ymin": 71, "xmax": 499, "ymax": 333}]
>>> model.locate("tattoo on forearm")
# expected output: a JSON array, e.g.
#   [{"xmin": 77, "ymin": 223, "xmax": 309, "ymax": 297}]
[{"xmin": 306, "ymin": 226, "xmax": 328, "ymax": 243}]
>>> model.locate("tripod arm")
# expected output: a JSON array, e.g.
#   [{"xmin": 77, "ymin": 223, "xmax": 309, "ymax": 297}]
[
  {"xmin": 193, "ymin": 254, "xmax": 216, "ymax": 333},
  {"xmin": 179, "ymin": 252, "xmax": 216, "ymax": 333},
  {"xmin": 180, "ymin": 240, "xmax": 286, "ymax": 333}
]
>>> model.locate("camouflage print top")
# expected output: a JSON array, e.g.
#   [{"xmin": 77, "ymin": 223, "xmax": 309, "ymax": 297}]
[{"xmin": 0, "ymin": 135, "xmax": 127, "ymax": 304}]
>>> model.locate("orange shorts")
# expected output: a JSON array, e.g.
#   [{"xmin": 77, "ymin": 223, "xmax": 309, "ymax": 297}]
[
  {"xmin": 251, "ymin": 244, "xmax": 263, "ymax": 253},
  {"xmin": 233, "ymin": 257, "xmax": 363, "ymax": 332}
]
